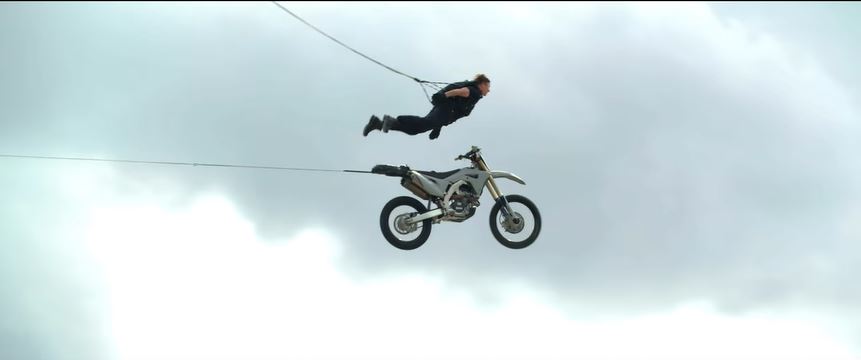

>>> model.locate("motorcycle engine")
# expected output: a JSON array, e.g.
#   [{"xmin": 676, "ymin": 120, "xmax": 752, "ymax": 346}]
[{"xmin": 448, "ymin": 184, "xmax": 480, "ymax": 220}]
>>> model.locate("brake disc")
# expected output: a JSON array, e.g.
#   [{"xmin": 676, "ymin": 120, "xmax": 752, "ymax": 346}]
[
  {"xmin": 501, "ymin": 212, "xmax": 525, "ymax": 234},
  {"xmin": 394, "ymin": 213, "xmax": 417, "ymax": 235}
]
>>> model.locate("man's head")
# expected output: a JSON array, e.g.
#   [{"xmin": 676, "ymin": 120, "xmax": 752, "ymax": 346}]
[{"xmin": 474, "ymin": 74, "xmax": 490, "ymax": 96}]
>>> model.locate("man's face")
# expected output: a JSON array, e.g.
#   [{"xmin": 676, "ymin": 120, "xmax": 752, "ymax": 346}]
[{"xmin": 478, "ymin": 82, "xmax": 490, "ymax": 96}]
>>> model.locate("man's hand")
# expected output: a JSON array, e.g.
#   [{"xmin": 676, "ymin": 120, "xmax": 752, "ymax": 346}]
[{"xmin": 429, "ymin": 127, "xmax": 441, "ymax": 140}]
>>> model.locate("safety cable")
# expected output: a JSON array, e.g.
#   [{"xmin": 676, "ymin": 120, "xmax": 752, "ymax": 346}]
[
  {"xmin": 270, "ymin": 0, "xmax": 451, "ymax": 102},
  {"xmin": 0, "ymin": 154, "xmax": 374, "ymax": 174}
]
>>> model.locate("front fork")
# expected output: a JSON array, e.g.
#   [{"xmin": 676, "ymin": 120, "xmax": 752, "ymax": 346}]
[{"xmin": 477, "ymin": 157, "xmax": 514, "ymax": 216}]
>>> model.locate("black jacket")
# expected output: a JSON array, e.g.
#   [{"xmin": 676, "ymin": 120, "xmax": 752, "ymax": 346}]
[{"xmin": 431, "ymin": 81, "xmax": 483, "ymax": 122}]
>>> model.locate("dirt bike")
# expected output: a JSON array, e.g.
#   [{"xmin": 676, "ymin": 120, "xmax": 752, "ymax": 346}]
[{"xmin": 371, "ymin": 146, "xmax": 541, "ymax": 250}]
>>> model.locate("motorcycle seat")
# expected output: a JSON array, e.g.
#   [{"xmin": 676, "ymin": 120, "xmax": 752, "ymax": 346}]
[{"xmin": 416, "ymin": 169, "xmax": 460, "ymax": 179}]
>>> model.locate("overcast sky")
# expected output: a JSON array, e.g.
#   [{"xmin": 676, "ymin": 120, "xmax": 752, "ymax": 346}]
[{"xmin": 2, "ymin": 2, "xmax": 860, "ymax": 359}]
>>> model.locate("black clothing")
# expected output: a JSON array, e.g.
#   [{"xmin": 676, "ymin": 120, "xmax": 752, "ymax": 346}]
[{"xmin": 389, "ymin": 81, "xmax": 483, "ymax": 138}]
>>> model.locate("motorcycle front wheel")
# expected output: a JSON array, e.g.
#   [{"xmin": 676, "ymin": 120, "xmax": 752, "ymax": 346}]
[
  {"xmin": 489, "ymin": 194, "xmax": 541, "ymax": 249},
  {"xmin": 380, "ymin": 196, "xmax": 433, "ymax": 250}
]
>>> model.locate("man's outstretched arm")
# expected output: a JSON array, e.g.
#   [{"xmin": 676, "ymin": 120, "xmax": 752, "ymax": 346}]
[{"xmin": 444, "ymin": 87, "xmax": 470, "ymax": 98}]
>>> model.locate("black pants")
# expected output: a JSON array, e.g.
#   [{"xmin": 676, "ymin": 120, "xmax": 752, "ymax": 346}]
[{"xmin": 390, "ymin": 105, "xmax": 457, "ymax": 135}]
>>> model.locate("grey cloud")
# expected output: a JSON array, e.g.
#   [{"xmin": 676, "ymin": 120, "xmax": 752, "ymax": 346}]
[{"xmin": 2, "ymin": 2, "xmax": 861, "ymax": 356}]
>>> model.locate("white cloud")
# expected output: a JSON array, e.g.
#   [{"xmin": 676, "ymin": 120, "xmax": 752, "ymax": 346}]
[{"xmin": 81, "ymin": 186, "xmax": 857, "ymax": 360}]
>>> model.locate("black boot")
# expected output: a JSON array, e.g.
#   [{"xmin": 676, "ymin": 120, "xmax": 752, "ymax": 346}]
[
  {"xmin": 382, "ymin": 115, "xmax": 399, "ymax": 133},
  {"xmin": 363, "ymin": 115, "xmax": 382, "ymax": 136}
]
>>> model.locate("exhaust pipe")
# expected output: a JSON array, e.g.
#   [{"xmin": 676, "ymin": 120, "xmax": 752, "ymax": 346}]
[{"xmin": 401, "ymin": 177, "xmax": 430, "ymax": 200}]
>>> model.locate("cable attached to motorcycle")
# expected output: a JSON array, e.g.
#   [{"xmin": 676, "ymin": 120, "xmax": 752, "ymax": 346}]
[
  {"xmin": 270, "ymin": 1, "xmax": 449, "ymax": 103},
  {"xmin": 0, "ymin": 154, "xmax": 374, "ymax": 174}
]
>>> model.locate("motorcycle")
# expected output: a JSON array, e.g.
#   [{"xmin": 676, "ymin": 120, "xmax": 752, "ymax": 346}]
[{"xmin": 371, "ymin": 146, "xmax": 541, "ymax": 250}]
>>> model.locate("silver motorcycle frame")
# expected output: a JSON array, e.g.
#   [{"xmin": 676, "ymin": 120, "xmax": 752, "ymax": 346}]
[{"xmin": 404, "ymin": 148, "xmax": 523, "ymax": 225}]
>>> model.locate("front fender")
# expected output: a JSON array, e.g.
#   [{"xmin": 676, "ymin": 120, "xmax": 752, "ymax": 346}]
[{"xmin": 489, "ymin": 171, "xmax": 526, "ymax": 185}]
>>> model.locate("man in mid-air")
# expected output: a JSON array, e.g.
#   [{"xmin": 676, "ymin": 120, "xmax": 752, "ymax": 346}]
[{"xmin": 363, "ymin": 74, "xmax": 490, "ymax": 140}]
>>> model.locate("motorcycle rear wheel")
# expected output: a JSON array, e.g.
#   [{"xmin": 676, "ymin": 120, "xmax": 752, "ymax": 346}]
[{"xmin": 380, "ymin": 196, "xmax": 433, "ymax": 250}]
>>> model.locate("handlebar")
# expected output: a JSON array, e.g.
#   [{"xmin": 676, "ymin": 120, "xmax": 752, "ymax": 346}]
[{"xmin": 455, "ymin": 146, "xmax": 481, "ymax": 161}]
